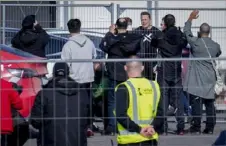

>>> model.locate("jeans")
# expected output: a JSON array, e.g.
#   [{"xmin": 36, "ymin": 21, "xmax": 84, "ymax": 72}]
[
  {"xmin": 107, "ymin": 79, "xmax": 122, "ymax": 130},
  {"xmin": 181, "ymin": 91, "xmax": 192, "ymax": 116}
]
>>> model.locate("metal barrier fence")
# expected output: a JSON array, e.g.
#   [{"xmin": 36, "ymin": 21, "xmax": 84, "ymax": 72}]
[
  {"xmin": 0, "ymin": 58, "xmax": 226, "ymax": 125},
  {"xmin": 1, "ymin": 3, "xmax": 226, "ymax": 61}
]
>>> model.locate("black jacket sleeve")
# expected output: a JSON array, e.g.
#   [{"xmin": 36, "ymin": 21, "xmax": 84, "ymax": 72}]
[
  {"xmin": 115, "ymin": 84, "xmax": 141, "ymax": 133},
  {"xmin": 29, "ymin": 91, "xmax": 46, "ymax": 129},
  {"xmin": 35, "ymin": 24, "xmax": 50, "ymax": 49},
  {"xmin": 99, "ymin": 32, "xmax": 119, "ymax": 53},
  {"xmin": 11, "ymin": 31, "xmax": 22, "ymax": 48},
  {"xmin": 151, "ymin": 94, "xmax": 164, "ymax": 134}
]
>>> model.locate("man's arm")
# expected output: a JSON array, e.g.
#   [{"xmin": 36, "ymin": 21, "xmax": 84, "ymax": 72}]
[
  {"xmin": 9, "ymin": 83, "xmax": 23, "ymax": 110},
  {"xmin": 29, "ymin": 91, "xmax": 45, "ymax": 129},
  {"xmin": 61, "ymin": 43, "xmax": 72, "ymax": 67},
  {"xmin": 183, "ymin": 10, "xmax": 199, "ymax": 46},
  {"xmin": 216, "ymin": 44, "xmax": 222, "ymax": 57},
  {"xmin": 99, "ymin": 32, "xmax": 118, "ymax": 53},
  {"xmin": 115, "ymin": 84, "xmax": 141, "ymax": 133}
]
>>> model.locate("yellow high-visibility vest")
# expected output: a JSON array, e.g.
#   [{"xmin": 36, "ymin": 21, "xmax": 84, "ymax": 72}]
[{"xmin": 115, "ymin": 78, "xmax": 160, "ymax": 144}]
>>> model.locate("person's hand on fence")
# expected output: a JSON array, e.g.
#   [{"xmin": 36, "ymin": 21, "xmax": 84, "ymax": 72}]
[{"xmin": 188, "ymin": 10, "xmax": 199, "ymax": 21}]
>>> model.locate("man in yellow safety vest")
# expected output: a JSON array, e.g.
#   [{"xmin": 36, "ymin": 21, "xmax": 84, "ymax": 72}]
[{"xmin": 114, "ymin": 56, "xmax": 162, "ymax": 146}]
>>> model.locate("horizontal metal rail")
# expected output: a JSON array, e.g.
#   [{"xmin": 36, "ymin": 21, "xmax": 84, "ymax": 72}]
[
  {"xmin": 0, "ymin": 4, "xmax": 112, "ymax": 7},
  {"xmin": 1, "ymin": 57, "xmax": 226, "ymax": 63},
  {"xmin": 119, "ymin": 7, "xmax": 226, "ymax": 11}
]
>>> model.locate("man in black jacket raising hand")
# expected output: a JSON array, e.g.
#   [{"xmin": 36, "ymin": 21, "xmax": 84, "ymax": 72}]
[{"xmin": 99, "ymin": 17, "xmax": 142, "ymax": 135}]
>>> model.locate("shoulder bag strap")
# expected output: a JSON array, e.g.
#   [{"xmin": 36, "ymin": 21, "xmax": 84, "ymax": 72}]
[{"xmin": 201, "ymin": 38, "xmax": 220, "ymax": 77}]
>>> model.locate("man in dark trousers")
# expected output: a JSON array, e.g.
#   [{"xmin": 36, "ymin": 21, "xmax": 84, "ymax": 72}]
[
  {"xmin": 99, "ymin": 17, "xmax": 142, "ymax": 135},
  {"xmin": 134, "ymin": 11, "xmax": 161, "ymax": 80},
  {"xmin": 11, "ymin": 15, "xmax": 50, "ymax": 57},
  {"xmin": 183, "ymin": 10, "xmax": 221, "ymax": 134},
  {"xmin": 151, "ymin": 14, "xmax": 188, "ymax": 135},
  {"xmin": 30, "ymin": 62, "xmax": 89, "ymax": 146},
  {"xmin": 115, "ymin": 56, "xmax": 161, "ymax": 146}
]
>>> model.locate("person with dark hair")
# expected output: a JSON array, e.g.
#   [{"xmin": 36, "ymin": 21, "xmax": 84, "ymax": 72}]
[
  {"xmin": 183, "ymin": 10, "xmax": 221, "ymax": 134},
  {"xmin": 61, "ymin": 18, "xmax": 98, "ymax": 136},
  {"xmin": 11, "ymin": 15, "xmax": 50, "ymax": 57},
  {"xmin": 124, "ymin": 17, "xmax": 133, "ymax": 31},
  {"xmin": 150, "ymin": 13, "xmax": 188, "ymax": 135},
  {"xmin": 134, "ymin": 11, "xmax": 161, "ymax": 81},
  {"xmin": 99, "ymin": 17, "xmax": 143, "ymax": 135},
  {"xmin": 163, "ymin": 14, "xmax": 176, "ymax": 28},
  {"xmin": 30, "ymin": 62, "xmax": 89, "ymax": 146}
]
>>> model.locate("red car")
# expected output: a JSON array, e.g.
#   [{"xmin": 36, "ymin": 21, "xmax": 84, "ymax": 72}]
[{"xmin": 0, "ymin": 44, "xmax": 48, "ymax": 118}]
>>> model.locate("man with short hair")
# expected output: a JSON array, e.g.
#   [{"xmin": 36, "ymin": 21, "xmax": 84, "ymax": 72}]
[
  {"xmin": 115, "ymin": 56, "xmax": 162, "ymax": 146},
  {"xmin": 134, "ymin": 11, "xmax": 160, "ymax": 81},
  {"xmin": 124, "ymin": 17, "xmax": 133, "ymax": 31},
  {"xmin": 183, "ymin": 10, "xmax": 222, "ymax": 134},
  {"xmin": 61, "ymin": 18, "xmax": 97, "ymax": 136},
  {"xmin": 99, "ymin": 17, "xmax": 142, "ymax": 135},
  {"xmin": 151, "ymin": 14, "xmax": 188, "ymax": 135}
]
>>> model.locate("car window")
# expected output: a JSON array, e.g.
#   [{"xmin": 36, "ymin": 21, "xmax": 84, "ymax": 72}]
[{"xmin": 45, "ymin": 33, "xmax": 106, "ymax": 59}]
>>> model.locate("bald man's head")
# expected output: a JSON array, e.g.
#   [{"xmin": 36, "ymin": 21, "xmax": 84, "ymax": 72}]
[
  {"xmin": 200, "ymin": 23, "xmax": 210, "ymax": 36},
  {"xmin": 124, "ymin": 56, "xmax": 144, "ymax": 76}
]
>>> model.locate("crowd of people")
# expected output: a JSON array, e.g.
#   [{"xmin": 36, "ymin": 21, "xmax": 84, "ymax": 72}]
[{"xmin": 1, "ymin": 9, "xmax": 226, "ymax": 146}]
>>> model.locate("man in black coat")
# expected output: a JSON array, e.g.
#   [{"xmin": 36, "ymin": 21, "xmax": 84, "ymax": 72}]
[
  {"xmin": 30, "ymin": 62, "xmax": 88, "ymax": 146},
  {"xmin": 151, "ymin": 14, "xmax": 188, "ymax": 135},
  {"xmin": 11, "ymin": 15, "xmax": 50, "ymax": 57},
  {"xmin": 134, "ymin": 11, "xmax": 161, "ymax": 80},
  {"xmin": 99, "ymin": 18, "xmax": 142, "ymax": 135}
]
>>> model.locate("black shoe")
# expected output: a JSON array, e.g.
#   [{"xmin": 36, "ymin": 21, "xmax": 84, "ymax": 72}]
[
  {"xmin": 100, "ymin": 126, "xmax": 115, "ymax": 136},
  {"xmin": 92, "ymin": 123, "xmax": 100, "ymax": 132},
  {"xmin": 202, "ymin": 128, "xmax": 214, "ymax": 134},
  {"xmin": 185, "ymin": 127, "xmax": 201, "ymax": 134}
]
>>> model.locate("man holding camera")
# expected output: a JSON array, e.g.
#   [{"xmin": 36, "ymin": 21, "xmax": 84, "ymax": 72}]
[{"xmin": 99, "ymin": 18, "xmax": 142, "ymax": 135}]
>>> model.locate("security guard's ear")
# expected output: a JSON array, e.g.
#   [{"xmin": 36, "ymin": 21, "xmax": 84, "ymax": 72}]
[
  {"xmin": 124, "ymin": 65, "xmax": 128, "ymax": 71},
  {"xmin": 141, "ymin": 65, "xmax": 144, "ymax": 72}
]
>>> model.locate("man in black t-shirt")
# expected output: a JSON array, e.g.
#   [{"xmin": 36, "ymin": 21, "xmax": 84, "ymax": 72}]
[{"xmin": 133, "ymin": 11, "xmax": 161, "ymax": 80}]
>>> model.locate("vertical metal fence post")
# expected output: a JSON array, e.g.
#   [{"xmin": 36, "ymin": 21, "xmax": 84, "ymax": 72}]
[
  {"xmin": 110, "ymin": 3, "xmax": 114, "ymax": 25},
  {"xmin": 2, "ymin": 5, "xmax": 6, "ymax": 45},
  {"xmin": 154, "ymin": 1, "xmax": 159, "ymax": 28},
  {"xmin": 116, "ymin": 4, "xmax": 120, "ymax": 19},
  {"xmin": 147, "ymin": 1, "xmax": 152, "ymax": 17}
]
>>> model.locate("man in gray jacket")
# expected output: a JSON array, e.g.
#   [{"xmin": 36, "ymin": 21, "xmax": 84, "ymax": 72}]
[
  {"xmin": 61, "ymin": 18, "xmax": 97, "ymax": 136},
  {"xmin": 183, "ymin": 10, "xmax": 221, "ymax": 134}
]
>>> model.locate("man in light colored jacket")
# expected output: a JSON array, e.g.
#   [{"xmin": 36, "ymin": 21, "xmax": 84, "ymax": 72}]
[
  {"xmin": 61, "ymin": 18, "xmax": 97, "ymax": 136},
  {"xmin": 183, "ymin": 10, "xmax": 221, "ymax": 134}
]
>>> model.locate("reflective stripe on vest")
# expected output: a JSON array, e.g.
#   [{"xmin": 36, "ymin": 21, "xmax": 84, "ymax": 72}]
[{"xmin": 119, "ymin": 80, "xmax": 158, "ymax": 135}]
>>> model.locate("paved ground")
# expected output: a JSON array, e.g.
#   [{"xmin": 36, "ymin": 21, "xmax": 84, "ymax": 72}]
[{"xmin": 24, "ymin": 122, "xmax": 226, "ymax": 146}]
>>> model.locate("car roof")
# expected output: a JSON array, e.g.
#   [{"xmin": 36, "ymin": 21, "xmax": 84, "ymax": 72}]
[{"xmin": 0, "ymin": 44, "xmax": 42, "ymax": 59}]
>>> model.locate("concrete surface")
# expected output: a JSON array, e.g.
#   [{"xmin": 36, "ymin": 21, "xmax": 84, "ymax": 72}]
[{"xmin": 24, "ymin": 122, "xmax": 226, "ymax": 146}]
